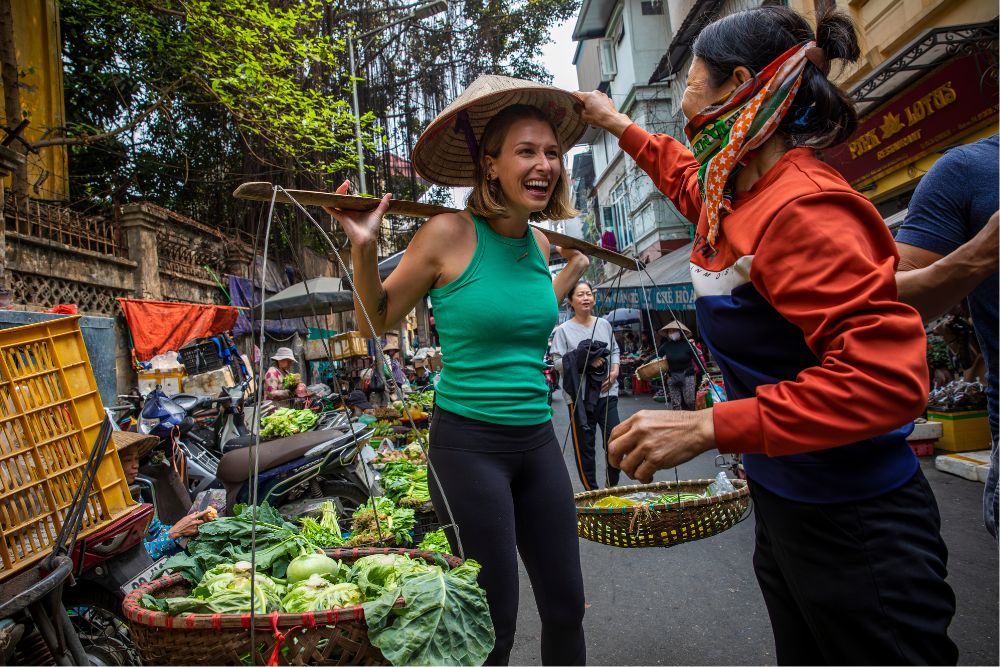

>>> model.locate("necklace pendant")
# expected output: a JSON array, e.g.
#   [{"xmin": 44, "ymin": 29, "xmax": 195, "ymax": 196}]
[{"xmin": 515, "ymin": 249, "xmax": 529, "ymax": 261}]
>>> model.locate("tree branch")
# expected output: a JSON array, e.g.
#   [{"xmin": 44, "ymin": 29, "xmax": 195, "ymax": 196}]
[{"xmin": 31, "ymin": 87, "xmax": 175, "ymax": 148}]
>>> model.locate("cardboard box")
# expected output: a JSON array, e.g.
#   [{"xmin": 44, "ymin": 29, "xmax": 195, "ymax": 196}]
[
  {"xmin": 184, "ymin": 366, "xmax": 235, "ymax": 397},
  {"xmin": 138, "ymin": 369, "xmax": 184, "ymax": 396}
]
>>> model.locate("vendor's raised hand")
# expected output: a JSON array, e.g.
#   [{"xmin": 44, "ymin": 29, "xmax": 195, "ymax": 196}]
[
  {"xmin": 573, "ymin": 91, "xmax": 633, "ymax": 138},
  {"xmin": 322, "ymin": 180, "xmax": 392, "ymax": 248},
  {"xmin": 168, "ymin": 509, "xmax": 212, "ymax": 539},
  {"xmin": 608, "ymin": 409, "xmax": 716, "ymax": 483}
]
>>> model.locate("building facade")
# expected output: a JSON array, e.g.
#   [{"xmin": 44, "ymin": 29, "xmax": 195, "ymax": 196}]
[
  {"xmin": 573, "ymin": 0, "xmax": 692, "ymax": 279},
  {"xmin": 819, "ymin": 0, "xmax": 997, "ymax": 219}
]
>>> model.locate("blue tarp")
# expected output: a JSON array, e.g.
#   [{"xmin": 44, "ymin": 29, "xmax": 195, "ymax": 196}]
[
  {"xmin": 228, "ymin": 275, "xmax": 306, "ymax": 337},
  {"xmin": 594, "ymin": 242, "xmax": 696, "ymax": 311}
]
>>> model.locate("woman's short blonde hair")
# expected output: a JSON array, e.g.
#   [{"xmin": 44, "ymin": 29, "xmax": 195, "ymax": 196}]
[{"xmin": 467, "ymin": 104, "xmax": 578, "ymax": 222}]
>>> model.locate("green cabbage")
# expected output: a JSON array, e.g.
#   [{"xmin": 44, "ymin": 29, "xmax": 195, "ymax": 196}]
[
  {"xmin": 362, "ymin": 558, "xmax": 494, "ymax": 666},
  {"xmin": 141, "ymin": 561, "xmax": 284, "ymax": 615},
  {"xmin": 348, "ymin": 553, "xmax": 430, "ymax": 598},
  {"xmin": 281, "ymin": 575, "xmax": 363, "ymax": 613}
]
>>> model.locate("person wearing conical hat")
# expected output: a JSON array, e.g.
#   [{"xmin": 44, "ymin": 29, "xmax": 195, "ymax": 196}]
[
  {"xmin": 113, "ymin": 431, "xmax": 215, "ymax": 559},
  {"xmin": 325, "ymin": 75, "xmax": 588, "ymax": 665}
]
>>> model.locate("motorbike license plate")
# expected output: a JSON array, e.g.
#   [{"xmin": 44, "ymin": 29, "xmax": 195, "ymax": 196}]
[{"xmin": 121, "ymin": 560, "xmax": 162, "ymax": 595}]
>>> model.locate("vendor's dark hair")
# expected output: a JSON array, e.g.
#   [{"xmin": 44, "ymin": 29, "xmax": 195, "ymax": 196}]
[{"xmin": 693, "ymin": 5, "xmax": 861, "ymax": 148}]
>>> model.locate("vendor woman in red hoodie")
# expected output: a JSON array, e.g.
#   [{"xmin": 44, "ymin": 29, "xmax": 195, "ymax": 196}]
[{"xmin": 577, "ymin": 6, "xmax": 956, "ymax": 665}]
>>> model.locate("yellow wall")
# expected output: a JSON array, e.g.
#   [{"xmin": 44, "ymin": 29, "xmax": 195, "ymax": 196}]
[
  {"xmin": 835, "ymin": 0, "xmax": 998, "ymax": 90},
  {"xmin": 2, "ymin": 0, "xmax": 67, "ymax": 201}
]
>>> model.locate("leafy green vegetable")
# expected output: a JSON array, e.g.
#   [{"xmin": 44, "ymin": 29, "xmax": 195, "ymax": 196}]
[
  {"xmin": 281, "ymin": 373, "xmax": 301, "ymax": 390},
  {"xmin": 416, "ymin": 529, "xmax": 451, "ymax": 555},
  {"xmin": 380, "ymin": 461, "xmax": 431, "ymax": 508},
  {"xmin": 260, "ymin": 408, "xmax": 319, "ymax": 438},
  {"xmin": 281, "ymin": 576, "xmax": 363, "ymax": 613},
  {"xmin": 362, "ymin": 559, "xmax": 494, "ymax": 666},
  {"xmin": 162, "ymin": 503, "xmax": 313, "ymax": 581},
  {"xmin": 141, "ymin": 561, "xmax": 284, "ymax": 614},
  {"xmin": 299, "ymin": 501, "xmax": 345, "ymax": 548},
  {"xmin": 347, "ymin": 497, "xmax": 416, "ymax": 546},
  {"xmin": 348, "ymin": 553, "xmax": 430, "ymax": 599}
]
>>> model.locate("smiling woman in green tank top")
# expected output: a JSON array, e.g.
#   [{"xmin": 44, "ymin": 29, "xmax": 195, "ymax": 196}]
[{"xmin": 324, "ymin": 76, "xmax": 591, "ymax": 666}]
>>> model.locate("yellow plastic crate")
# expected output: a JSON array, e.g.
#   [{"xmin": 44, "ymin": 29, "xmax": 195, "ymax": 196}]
[
  {"xmin": 926, "ymin": 410, "xmax": 991, "ymax": 453},
  {"xmin": 331, "ymin": 331, "xmax": 368, "ymax": 360},
  {"xmin": 0, "ymin": 316, "xmax": 136, "ymax": 581}
]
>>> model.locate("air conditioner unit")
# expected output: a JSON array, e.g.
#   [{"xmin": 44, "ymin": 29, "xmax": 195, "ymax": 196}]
[{"xmin": 598, "ymin": 38, "xmax": 617, "ymax": 82}]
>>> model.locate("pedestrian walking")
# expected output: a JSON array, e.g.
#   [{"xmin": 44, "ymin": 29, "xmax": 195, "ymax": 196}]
[
  {"xmin": 656, "ymin": 322, "xmax": 696, "ymax": 410},
  {"xmin": 552, "ymin": 280, "xmax": 623, "ymax": 489},
  {"xmin": 324, "ymin": 75, "xmax": 589, "ymax": 665},
  {"xmin": 578, "ymin": 5, "xmax": 957, "ymax": 664},
  {"xmin": 894, "ymin": 135, "xmax": 999, "ymax": 538}
]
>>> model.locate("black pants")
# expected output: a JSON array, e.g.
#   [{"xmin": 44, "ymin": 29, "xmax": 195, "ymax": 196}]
[
  {"xmin": 568, "ymin": 396, "xmax": 621, "ymax": 490},
  {"xmin": 750, "ymin": 471, "xmax": 957, "ymax": 665},
  {"xmin": 428, "ymin": 410, "xmax": 586, "ymax": 665}
]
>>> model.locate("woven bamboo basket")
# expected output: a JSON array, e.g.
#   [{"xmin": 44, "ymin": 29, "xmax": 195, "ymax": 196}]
[
  {"xmin": 635, "ymin": 358, "xmax": 669, "ymax": 381},
  {"xmin": 122, "ymin": 547, "xmax": 462, "ymax": 666},
  {"xmin": 575, "ymin": 479, "xmax": 750, "ymax": 548}
]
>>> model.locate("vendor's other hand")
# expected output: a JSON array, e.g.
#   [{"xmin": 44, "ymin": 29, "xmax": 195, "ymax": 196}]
[
  {"xmin": 608, "ymin": 409, "xmax": 716, "ymax": 483},
  {"xmin": 322, "ymin": 180, "xmax": 392, "ymax": 248},
  {"xmin": 168, "ymin": 510, "xmax": 213, "ymax": 539},
  {"xmin": 573, "ymin": 91, "xmax": 633, "ymax": 138},
  {"xmin": 600, "ymin": 370, "xmax": 618, "ymax": 394}
]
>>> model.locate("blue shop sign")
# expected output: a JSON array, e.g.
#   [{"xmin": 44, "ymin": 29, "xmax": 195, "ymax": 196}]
[{"xmin": 595, "ymin": 284, "xmax": 696, "ymax": 311}]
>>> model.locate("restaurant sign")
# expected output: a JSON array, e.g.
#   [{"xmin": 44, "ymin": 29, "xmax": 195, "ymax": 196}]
[{"xmin": 825, "ymin": 52, "xmax": 998, "ymax": 187}]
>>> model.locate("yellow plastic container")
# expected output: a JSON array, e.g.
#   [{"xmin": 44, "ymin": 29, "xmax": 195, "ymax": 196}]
[
  {"xmin": 926, "ymin": 410, "xmax": 991, "ymax": 453},
  {"xmin": 137, "ymin": 368, "xmax": 185, "ymax": 396},
  {"xmin": 0, "ymin": 316, "xmax": 136, "ymax": 581},
  {"xmin": 331, "ymin": 331, "xmax": 368, "ymax": 360}
]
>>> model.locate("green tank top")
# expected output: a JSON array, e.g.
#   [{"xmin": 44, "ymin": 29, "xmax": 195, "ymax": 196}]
[{"xmin": 429, "ymin": 213, "xmax": 557, "ymax": 425}]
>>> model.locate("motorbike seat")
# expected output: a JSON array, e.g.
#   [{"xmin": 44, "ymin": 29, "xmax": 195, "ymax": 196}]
[
  {"xmin": 216, "ymin": 429, "xmax": 350, "ymax": 484},
  {"xmin": 171, "ymin": 393, "xmax": 214, "ymax": 413},
  {"xmin": 222, "ymin": 433, "xmax": 257, "ymax": 453}
]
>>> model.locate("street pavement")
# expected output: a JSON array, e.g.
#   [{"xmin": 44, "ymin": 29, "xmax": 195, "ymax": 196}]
[{"xmin": 507, "ymin": 392, "xmax": 999, "ymax": 665}]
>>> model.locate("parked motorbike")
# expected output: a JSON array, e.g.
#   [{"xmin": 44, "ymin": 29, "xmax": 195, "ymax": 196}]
[{"xmin": 133, "ymin": 382, "xmax": 380, "ymax": 522}]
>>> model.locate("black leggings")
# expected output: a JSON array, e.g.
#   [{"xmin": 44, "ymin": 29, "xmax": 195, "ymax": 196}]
[{"xmin": 428, "ymin": 409, "xmax": 586, "ymax": 665}]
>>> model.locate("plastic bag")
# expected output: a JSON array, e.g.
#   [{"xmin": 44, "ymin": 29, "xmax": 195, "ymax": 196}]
[{"xmin": 707, "ymin": 471, "xmax": 736, "ymax": 496}]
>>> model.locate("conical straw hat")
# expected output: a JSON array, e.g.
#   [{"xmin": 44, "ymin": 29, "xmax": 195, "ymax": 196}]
[{"xmin": 412, "ymin": 75, "xmax": 587, "ymax": 186}]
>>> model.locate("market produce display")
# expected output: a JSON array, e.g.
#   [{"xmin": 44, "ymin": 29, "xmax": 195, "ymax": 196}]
[
  {"xmin": 380, "ymin": 460, "xmax": 431, "ymax": 508},
  {"xmin": 416, "ymin": 528, "xmax": 451, "ymax": 555},
  {"xmin": 299, "ymin": 500, "xmax": 345, "ymax": 547},
  {"xmin": 136, "ymin": 498, "xmax": 494, "ymax": 665},
  {"xmin": 929, "ymin": 378, "xmax": 988, "ymax": 411},
  {"xmin": 373, "ymin": 442, "xmax": 426, "ymax": 463},
  {"xmin": 140, "ymin": 546, "xmax": 495, "ymax": 666},
  {"xmin": 259, "ymin": 407, "xmax": 319, "ymax": 437},
  {"xmin": 346, "ymin": 497, "xmax": 415, "ymax": 546}
]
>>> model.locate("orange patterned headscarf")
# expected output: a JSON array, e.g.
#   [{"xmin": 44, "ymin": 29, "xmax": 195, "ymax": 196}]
[{"xmin": 684, "ymin": 42, "xmax": 816, "ymax": 247}]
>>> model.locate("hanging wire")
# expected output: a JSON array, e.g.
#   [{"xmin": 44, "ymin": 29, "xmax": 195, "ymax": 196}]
[
  {"xmin": 272, "ymin": 186, "xmax": 464, "ymax": 558},
  {"xmin": 246, "ymin": 187, "xmax": 279, "ymax": 662}
]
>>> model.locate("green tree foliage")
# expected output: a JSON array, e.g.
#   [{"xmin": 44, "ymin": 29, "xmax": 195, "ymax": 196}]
[{"xmin": 59, "ymin": 0, "xmax": 579, "ymax": 250}]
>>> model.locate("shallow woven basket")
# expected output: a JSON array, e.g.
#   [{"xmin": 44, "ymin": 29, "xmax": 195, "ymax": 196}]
[
  {"xmin": 635, "ymin": 358, "xmax": 669, "ymax": 381},
  {"xmin": 575, "ymin": 479, "xmax": 750, "ymax": 548},
  {"xmin": 123, "ymin": 547, "xmax": 462, "ymax": 666}
]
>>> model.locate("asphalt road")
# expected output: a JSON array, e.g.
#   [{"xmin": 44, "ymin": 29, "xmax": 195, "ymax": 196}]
[{"xmin": 507, "ymin": 392, "xmax": 999, "ymax": 665}]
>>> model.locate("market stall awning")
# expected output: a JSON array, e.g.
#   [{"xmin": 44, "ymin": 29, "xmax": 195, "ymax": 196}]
[
  {"xmin": 251, "ymin": 277, "xmax": 354, "ymax": 320},
  {"xmin": 119, "ymin": 298, "xmax": 238, "ymax": 361},
  {"xmin": 594, "ymin": 243, "xmax": 695, "ymax": 311}
]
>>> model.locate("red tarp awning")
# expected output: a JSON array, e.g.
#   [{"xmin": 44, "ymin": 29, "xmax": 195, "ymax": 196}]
[{"xmin": 119, "ymin": 298, "xmax": 238, "ymax": 361}]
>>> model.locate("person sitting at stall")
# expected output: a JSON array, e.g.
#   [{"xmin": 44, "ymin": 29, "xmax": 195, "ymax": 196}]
[
  {"xmin": 263, "ymin": 347, "xmax": 298, "ymax": 406},
  {"xmin": 413, "ymin": 364, "xmax": 434, "ymax": 389},
  {"xmin": 114, "ymin": 431, "xmax": 213, "ymax": 559},
  {"xmin": 345, "ymin": 389, "xmax": 377, "ymax": 424}
]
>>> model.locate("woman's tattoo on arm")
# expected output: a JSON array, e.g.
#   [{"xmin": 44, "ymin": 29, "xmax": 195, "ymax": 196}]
[{"xmin": 376, "ymin": 288, "xmax": 388, "ymax": 316}]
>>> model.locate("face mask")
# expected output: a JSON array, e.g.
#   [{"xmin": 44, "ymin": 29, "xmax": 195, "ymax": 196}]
[{"xmin": 669, "ymin": 332, "xmax": 682, "ymax": 341}]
